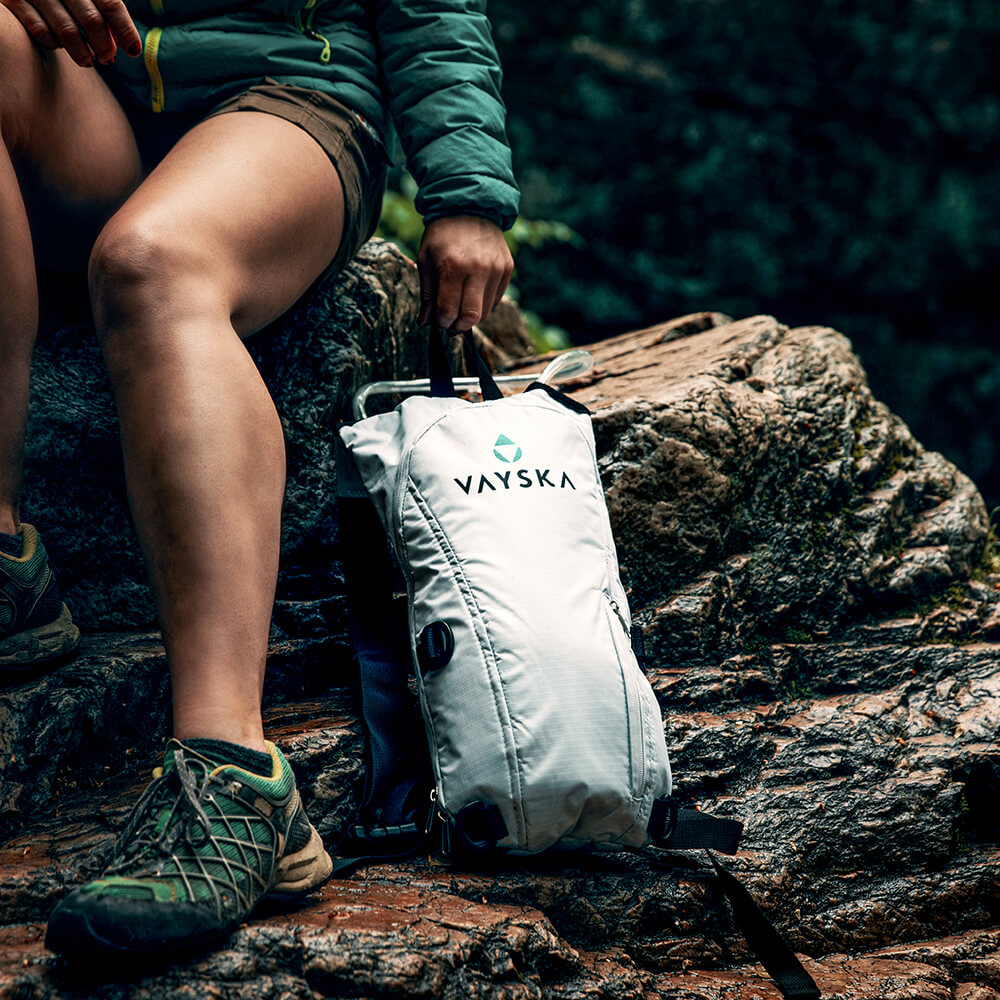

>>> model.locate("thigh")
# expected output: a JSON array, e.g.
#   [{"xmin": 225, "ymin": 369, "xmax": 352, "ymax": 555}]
[
  {"xmin": 1, "ymin": 10, "xmax": 141, "ymax": 267},
  {"xmin": 103, "ymin": 109, "xmax": 346, "ymax": 337}
]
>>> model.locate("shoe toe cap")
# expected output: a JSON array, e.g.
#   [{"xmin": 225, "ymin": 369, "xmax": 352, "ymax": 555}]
[{"xmin": 46, "ymin": 890, "xmax": 228, "ymax": 960}]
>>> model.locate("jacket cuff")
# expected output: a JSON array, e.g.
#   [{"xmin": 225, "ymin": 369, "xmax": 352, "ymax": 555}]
[
  {"xmin": 421, "ymin": 208, "xmax": 512, "ymax": 232},
  {"xmin": 415, "ymin": 174, "xmax": 520, "ymax": 232}
]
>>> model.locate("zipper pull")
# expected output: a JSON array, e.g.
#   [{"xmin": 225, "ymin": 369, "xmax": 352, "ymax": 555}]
[
  {"xmin": 610, "ymin": 599, "xmax": 631, "ymax": 638},
  {"xmin": 300, "ymin": 25, "xmax": 331, "ymax": 64},
  {"xmin": 430, "ymin": 787, "xmax": 448, "ymax": 825}
]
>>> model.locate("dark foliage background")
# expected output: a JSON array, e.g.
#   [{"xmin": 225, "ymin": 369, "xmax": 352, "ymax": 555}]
[{"xmin": 473, "ymin": 0, "xmax": 1000, "ymax": 508}]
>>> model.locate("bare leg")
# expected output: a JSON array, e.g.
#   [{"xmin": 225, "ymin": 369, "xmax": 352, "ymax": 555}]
[
  {"xmin": 0, "ymin": 142, "xmax": 35, "ymax": 537},
  {"xmin": 90, "ymin": 111, "xmax": 345, "ymax": 751},
  {"xmin": 0, "ymin": 8, "xmax": 140, "ymax": 534}
]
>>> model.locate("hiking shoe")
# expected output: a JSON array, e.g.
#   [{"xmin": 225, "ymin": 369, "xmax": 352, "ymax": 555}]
[
  {"xmin": 45, "ymin": 739, "xmax": 333, "ymax": 961},
  {"xmin": 0, "ymin": 523, "xmax": 79, "ymax": 673}
]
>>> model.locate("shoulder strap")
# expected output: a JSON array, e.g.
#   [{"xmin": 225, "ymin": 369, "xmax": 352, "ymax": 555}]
[{"xmin": 335, "ymin": 439, "xmax": 431, "ymax": 854}]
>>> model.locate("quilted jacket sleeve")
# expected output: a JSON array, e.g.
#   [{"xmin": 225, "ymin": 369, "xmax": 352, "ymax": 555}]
[{"xmin": 372, "ymin": 0, "xmax": 520, "ymax": 230}]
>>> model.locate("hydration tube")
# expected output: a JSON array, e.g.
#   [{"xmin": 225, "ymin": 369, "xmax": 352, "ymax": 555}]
[{"xmin": 351, "ymin": 349, "xmax": 594, "ymax": 421}]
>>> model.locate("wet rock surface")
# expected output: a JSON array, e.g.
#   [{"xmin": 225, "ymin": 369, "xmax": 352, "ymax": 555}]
[{"xmin": 2, "ymin": 303, "xmax": 998, "ymax": 997}]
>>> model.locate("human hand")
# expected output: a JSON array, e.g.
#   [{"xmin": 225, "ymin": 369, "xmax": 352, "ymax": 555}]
[
  {"xmin": 2, "ymin": 0, "xmax": 141, "ymax": 66},
  {"xmin": 417, "ymin": 215, "xmax": 514, "ymax": 333}
]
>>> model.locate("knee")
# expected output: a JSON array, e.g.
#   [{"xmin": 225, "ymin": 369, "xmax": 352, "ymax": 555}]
[
  {"xmin": 90, "ymin": 221, "xmax": 170, "ymax": 323},
  {"xmin": 90, "ymin": 216, "xmax": 222, "ymax": 325},
  {"xmin": 89, "ymin": 216, "xmax": 228, "ymax": 367}
]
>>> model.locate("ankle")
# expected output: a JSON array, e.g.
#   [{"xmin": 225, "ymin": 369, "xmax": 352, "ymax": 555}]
[{"xmin": 172, "ymin": 722, "xmax": 267, "ymax": 755}]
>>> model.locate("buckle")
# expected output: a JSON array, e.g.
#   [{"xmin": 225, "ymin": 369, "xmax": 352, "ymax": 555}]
[
  {"xmin": 347, "ymin": 795, "xmax": 437, "ymax": 854},
  {"xmin": 650, "ymin": 796, "xmax": 679, "ymax": 845}
]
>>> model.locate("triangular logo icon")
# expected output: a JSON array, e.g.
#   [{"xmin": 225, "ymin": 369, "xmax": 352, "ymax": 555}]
[{"xmin": 493, "ymin": 434, "xmax": 522, "ymax": 463}]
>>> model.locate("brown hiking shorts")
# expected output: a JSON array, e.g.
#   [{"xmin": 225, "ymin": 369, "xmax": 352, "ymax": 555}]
[{"xmin": 120, "ymin": 78, "xmax": 389, "ymax": 282}]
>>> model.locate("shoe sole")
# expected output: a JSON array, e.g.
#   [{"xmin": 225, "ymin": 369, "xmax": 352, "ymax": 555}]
[{"xmin": 0, "ymin": 604, "xmax": 80, "ymax": 670}]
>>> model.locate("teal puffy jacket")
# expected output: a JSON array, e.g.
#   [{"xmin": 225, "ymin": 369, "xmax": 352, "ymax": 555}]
[{"xmin": 107, "ymin": 0, "xmax": 519, "ymax": 229}]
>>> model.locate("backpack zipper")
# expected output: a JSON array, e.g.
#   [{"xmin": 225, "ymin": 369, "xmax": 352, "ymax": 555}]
[
  {"xmin": 609, "ymin": 599, "xmax": 630, "ymax": 639},
  {"xmin": 144, "ymin": 27, "xmax": 165, "ymax": 112},
  {"xmin": 604, "ymin": 595, "xmax": 647, "ymax": 799}
]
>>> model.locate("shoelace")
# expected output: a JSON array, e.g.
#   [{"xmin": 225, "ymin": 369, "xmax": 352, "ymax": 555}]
[
  {"xmin": 104, "ymin": 748, "xmax": 282, "ymax": 919},
  {"xmin": 112, "ymin": 750, "xmax": 217, "ymax": 867}
]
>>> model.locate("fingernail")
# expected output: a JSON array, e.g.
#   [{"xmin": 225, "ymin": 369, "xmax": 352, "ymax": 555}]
[{"xmin": 129, "ymin": 41, "xmax": 142, "ymax": 55}]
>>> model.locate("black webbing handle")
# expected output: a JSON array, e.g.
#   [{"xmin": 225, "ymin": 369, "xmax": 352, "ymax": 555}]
[
  {"xmin": 427, "ymin": 323, "xmax": 456, "ymax": 398},
  {"xmin": 649, "ymin": 797, "xmax": 743, "ymax": 854},
  {"xmin": 427, "ymin": 326, "xmax": 503, "ymax": 400}
]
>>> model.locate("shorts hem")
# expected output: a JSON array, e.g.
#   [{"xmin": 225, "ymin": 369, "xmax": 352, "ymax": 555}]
[{"xmin": 203, "ymin": 83, "xmax": 386, "ymax": 281}]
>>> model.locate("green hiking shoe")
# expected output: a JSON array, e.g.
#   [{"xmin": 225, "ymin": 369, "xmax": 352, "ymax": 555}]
[
  {"xmin": 0, "ymin": 523, "xmax": 80, "ymax": 674},
  {"xmin": 45, "ymin": 739, "xmax": 333, "ymax": 961}
]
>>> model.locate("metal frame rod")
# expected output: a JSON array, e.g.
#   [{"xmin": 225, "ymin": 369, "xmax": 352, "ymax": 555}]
[{"xmin": 351, "ymin": 349, "xmax": 594, "ymax": 420}]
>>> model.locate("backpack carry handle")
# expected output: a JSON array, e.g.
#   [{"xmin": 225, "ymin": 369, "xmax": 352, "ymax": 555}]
[
  {"xmin": 349, "ymin": 344, "xmax": 593, "ymax": 419},
  {"xmin": 428, "ymin": 326, "xmax": 504, "ymax": 401}
]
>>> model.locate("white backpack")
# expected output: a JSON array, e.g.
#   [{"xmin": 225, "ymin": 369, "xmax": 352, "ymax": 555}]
[{"xmin": 334, "ymin": 332, "xmax": 820, "ymax": 1000}]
